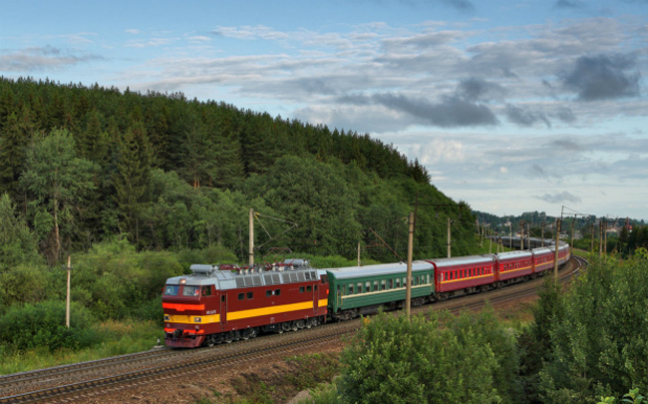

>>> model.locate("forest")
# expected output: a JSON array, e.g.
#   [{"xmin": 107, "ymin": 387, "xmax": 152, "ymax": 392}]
[{"xmin": 0, "ymin": 76, "xmax": 474, "ymax": 267}]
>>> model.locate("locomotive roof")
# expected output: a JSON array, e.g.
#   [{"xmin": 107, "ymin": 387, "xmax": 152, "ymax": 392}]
[
  {"xmin": 323, "ymin": 261, "xmax": 434, "ymax": 280},
  {"xmin": 430, "ymin": 254, "xmax": 496, "ymax": 269},
  {"xmin": 165, "ymin": 265, "xmax": 323, "ymax": 290}
]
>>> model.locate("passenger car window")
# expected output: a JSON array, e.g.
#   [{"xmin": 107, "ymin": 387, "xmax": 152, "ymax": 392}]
[
  {"xmin": 247, "ymin": 292, "xmax": 253, "ymax": 299},
  {"xmin": 238, "ymin": 293, "xmax": 244, "ymax": 300}
]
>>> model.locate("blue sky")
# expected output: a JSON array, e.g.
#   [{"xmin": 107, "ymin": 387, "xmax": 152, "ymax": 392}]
[{"xmin": 1, "ymin": 0, "xmax": 647, "ymax": 221}]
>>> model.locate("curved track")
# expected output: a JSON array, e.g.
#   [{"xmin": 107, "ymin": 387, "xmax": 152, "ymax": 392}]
[{"xmin": 0, "ymin": 256, "xmax": 585, "ymax": 404}]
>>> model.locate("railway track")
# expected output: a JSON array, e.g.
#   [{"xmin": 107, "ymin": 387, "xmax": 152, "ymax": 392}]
[{"xmin": 0, "ymin": 256, "xmax": 585, "ymax": 404}]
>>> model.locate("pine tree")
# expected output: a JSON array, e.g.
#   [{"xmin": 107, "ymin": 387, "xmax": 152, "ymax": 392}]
[{"xmin": 112, "ymin": 122, "xmax": 152, "ymax": 244}]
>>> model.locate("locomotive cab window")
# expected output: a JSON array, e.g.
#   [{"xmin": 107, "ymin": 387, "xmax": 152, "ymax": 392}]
[
  {"xmin": 238, "ymin": 293, "xmax": 244, "ymax": 300},
  {"xmin": 164, "ymin": 285, "xmax": 179, "ymax": 296},
  {"xmin": 182, "ymin": 286, "xmax": 200, "ymax": 297},
  {"xmin": 266, "ymin": 290, "xmax": 272, "ymax": 297},
  {"xmin": 307, "ymin": 286, "xmax": 312, "ymax": 292},
  {"xmin": 300, "ymin": 286, "xmax": 305, "ymax": 293},
  {"xmin": 202, "ymin": 286, "xmax": 212, "ymax": 296},
  {"xmin": 274, "ymin": 289, "xmax": 281, "ymax": 296}
]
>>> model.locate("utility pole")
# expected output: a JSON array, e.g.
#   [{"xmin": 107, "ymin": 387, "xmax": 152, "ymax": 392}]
[
  {"xmin": 66, "ymin": 255, "xmax": 71, "ymax": 329},
  {"xmin": 249, "ymin": 208, "xmax": 254, "ymax": 266},
  {"xmin": 526, "ymin": 224, "xmax": 530, "ymax": 250},
  {"xmin": 406, "ymin": 212, "xmax": 414, "ymax": 319},
  {"xmin": 447, "ymin": 217, "xmax": 451, "ymax": 258},
  {"xmin": 541, "ymin": 219, "xmax": 545, "ymax": 247},
  {"xmin": 520, "ymin": 221, "xmax": 525, "ymax": 250},
  {"xmin": 554, "ymin": 218, "xmax": 561, "ymax": 279}
]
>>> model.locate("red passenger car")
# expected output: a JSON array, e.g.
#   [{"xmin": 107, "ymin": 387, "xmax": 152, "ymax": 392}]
[
  {"xmin": 163, "ymin": 260, "xmax": 328, "ymax": 348},
  {"xmin": 531, "ymin": 247, "xmax": 554, "ymax": 274},
  {"xmin": 430, "ymin": 255, "xmax": 497, "ymax": 299},
  {"xmin": 496, "ymin": 250, "xmax": 534, "ymax": 283}
]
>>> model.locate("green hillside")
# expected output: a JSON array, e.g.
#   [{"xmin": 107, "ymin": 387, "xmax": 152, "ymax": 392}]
[{"xmin": 0, "ymin": 76, "xmax": 478, "ymax": 264}]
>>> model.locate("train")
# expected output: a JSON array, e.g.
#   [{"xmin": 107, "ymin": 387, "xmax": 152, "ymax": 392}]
[{"xmin": 162, "ymin": 239, "xmax": 570, "ymax": 348}]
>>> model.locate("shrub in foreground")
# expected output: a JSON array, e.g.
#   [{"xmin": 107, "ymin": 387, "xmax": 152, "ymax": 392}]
[
  {"xmin": 339, "ymin": 309, "xmax": 516, "ymax": 404},
  {"xmin": 0, "ymin": 300, "xmax": 96, "ymax": 351}
]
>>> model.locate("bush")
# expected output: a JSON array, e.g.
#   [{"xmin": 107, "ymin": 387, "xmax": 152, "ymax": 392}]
[
  {"xmin": 0, "ymin": 300, "xmax": 96, "ymax": 351},
  {"xmin": 339, "ymin": 310, "xmax": 506, "ymax": 404}
]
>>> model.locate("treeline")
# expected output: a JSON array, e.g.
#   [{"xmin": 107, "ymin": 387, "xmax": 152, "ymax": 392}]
[
  {"xmin": 616, "ymin": 226, "xmax": 648, "ymax": 257},
  {"xmin": 475, "ymin": 209, "xmax": 648, "ymax": 258},
  {"xmin": 0, "ymin": 76, "xmax": 473, "ymax": 265}
]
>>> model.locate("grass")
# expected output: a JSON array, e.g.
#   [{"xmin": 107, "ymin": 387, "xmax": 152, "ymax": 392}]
[{"xmin": 0, "ymin": 319, "xmax": 163, "ymax": 375}]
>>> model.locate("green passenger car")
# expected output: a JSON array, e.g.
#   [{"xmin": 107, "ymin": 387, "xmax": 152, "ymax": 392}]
[{"xmin": 324, "ymin": 261, "xmax": 436, "ymax": 320}]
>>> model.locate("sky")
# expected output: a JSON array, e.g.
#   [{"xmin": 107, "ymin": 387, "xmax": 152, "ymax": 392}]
[{"xmin": 1, "ymin": 0, "xmax": 647, "ymax": 221}]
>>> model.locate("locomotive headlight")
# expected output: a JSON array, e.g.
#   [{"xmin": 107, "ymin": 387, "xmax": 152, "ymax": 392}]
[
  {"xmin": 194, "ymin": 317, "xmax": 201, "ymax": 323},
  {"xmin": 164, "ymin": 315, "xmax": 170, "ymax": 321}
]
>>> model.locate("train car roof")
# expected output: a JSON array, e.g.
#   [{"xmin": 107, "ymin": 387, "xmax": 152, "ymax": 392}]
[
  {"xmin": 323, "ymin": 261, "xmax": 434, "ymax": 280},
  {"xmin": 497, "ymin": 250, "xmax": 533, "ymax": 260},
  {"xmin": 429, "ymin": 254, "xmax": 496, "ymax": 269}
]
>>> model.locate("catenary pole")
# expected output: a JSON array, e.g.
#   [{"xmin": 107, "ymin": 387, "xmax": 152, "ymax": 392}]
[
  {"xmin": 406, "ymin": 212, "xmax": 414, "ymax": 319},
  {"xmin": 591, "ymin": 222, "xmax": 594, "ymax": 256},
  {"xmin": 66, "ymin": 255, "xmax": 71, "ymax": 329},
  {"xmin": 599, "ymin": 220, "xmax": 603, "ymax": 258},
  {"xmin": 249, "ymin": 208, "xmax": 254, "ymax": 266},
  {"xmin": 571, "ymin": 215, "xmax": 575, "ymax": 249},
  {"xmin": 554, "ymin": 218, "xmax": 561, "ymax": 279},
  {"xmin": 447, "ymin": 217, "xmax": 451, "ymax": 258},
  {"xmin": 357, "ymin": 241, "xmax": 361, "ymax": 267}
]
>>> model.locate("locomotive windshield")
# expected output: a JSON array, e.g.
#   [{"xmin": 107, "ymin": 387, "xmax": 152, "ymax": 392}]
[
  {"xmin": 182, "ymin": 286, "xmax": 201, "ymax": 297},
  {"xmin": 164, "ymin": 285, "xmax": 179, "ymax": 296}
]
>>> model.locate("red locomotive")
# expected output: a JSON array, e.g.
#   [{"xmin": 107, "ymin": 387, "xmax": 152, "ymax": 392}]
[{"xmin": 163, "ymin": 259, "xmax": 329, "ymax": 348}]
